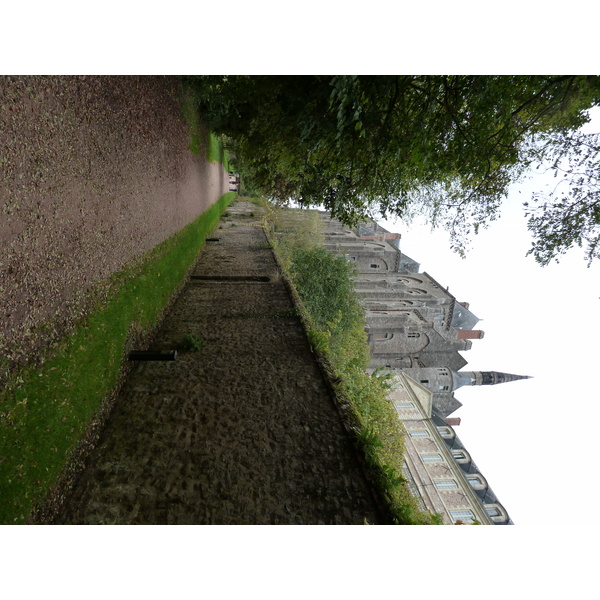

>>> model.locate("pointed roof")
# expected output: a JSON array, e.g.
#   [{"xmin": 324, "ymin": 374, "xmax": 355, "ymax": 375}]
[
  {"xmin": 451, "ymin": 370, "xmax": 533, "ymax": 391},
  {"xmin": 451, "ymin": 301, "xmax": 481, "ymax": 330}
]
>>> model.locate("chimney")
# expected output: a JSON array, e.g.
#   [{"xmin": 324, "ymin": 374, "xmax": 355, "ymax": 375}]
[
  {"xmin": 457, "ymin": 330, "xmax": 485, "ymax": 339},
  {"xmin": 444, "ymin": 417, "xmax": 461, "ymax": 426}
]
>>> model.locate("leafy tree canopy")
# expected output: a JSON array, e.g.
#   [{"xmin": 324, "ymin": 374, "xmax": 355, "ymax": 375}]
[{"xmin": 187, "ymin": 75, "xmax": 600, "ymax": 264}]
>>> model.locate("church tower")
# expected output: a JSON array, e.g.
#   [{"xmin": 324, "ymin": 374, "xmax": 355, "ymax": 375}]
[
  {"xmin": 452, "ymin": 371, "xmax": 532, "ymax": 389},
  {"xmin": 401, "ymin": 367, "xmax": 532, "ymax": 394}
]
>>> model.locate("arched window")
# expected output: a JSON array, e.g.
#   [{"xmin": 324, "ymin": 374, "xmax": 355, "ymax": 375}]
[{"xmin": 397, "ymin": 276, "xmax": 423, "ymax": 285}]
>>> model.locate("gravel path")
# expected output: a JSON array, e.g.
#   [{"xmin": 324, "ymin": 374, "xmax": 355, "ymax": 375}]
[
  {"xmin": 53, "ymin": 202, "xmax": 386, "ymax": 524},
  {"xmin": 0, "ymin": 76, "xmax": 228, "ymax": 382}
]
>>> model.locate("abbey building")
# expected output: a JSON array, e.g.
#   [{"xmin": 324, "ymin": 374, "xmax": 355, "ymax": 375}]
[{"xmin": 320, "ymin": 212, "xmax": 531, "ymax": 524}]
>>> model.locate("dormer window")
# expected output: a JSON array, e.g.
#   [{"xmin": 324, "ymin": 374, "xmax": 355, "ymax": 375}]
[
  {"xmin": 437, "ymin": 426, "xmax": 454, "ymax": 439},
  {"xmin": 484, "ymin": 503, "xmax": 509, "ymax": 523},
  {"xmin": 466, "ymin": 474, "xmax": 487, "ymax": 491},
  {"xmin": 451, "ymin": 449, "xmax": 471, "ymax": 464}
]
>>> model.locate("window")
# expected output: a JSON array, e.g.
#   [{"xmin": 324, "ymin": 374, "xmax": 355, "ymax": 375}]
[
  {"xmin": 420, "ymin": 379, "xmax": 429, "ymax": 384},
  {"xmin": 434, "ymin": 479, "xmax": 458, "ymax": 490},
  {"xmin": 421, "ymin": 453, "xmax": 443, "ymax": 464},
  {"xmin": 370, "ymin": 263, "xmax": 380, "ymax": 269},
  {"xmin": 466, "ymin": 475, "xmax": 486, "ymax": 490},
  {"xmin": 437, "ymin": 426, "xmax": 454, "ymax": 439},
  {"xmin": 407, "ymin": 332, "xmax": 420, "ymax": 338},
  {"xmin": 450, "ymin": 509, "xmax": 476, "ymax": 523},
  {"xmin": 408, "ymin": 430, "xmax": 430, "ymax": 438},
  {"xmin": 452, "ymin": 449, "xmax": 470, "ymax": 463},
  {"xmin": 396, "ymin": 401, "xmax": 415, "ymax": 410},
  {"xmin": 438, "ymin": 385, "xmax": 450, "ymax": 391},
  {"xmin": 483, "ymin": 503, "xmax": 508, "ymax": 522},
  {"xmin": 373, "ymin": 333, "xmax": 393, "ymax": 340}
]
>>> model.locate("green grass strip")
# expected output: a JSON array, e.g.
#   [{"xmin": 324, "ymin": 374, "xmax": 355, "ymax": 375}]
[
  {"xmin": 267, "ymin": 205, "xmax": 440, "ymax": 524},
  {"xmin": 0, "ymin": 192, "xmax": 235, "ymax": 524}
]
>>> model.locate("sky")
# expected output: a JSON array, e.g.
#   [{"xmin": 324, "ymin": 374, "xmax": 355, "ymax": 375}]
[{"xmin": 378, "ymin": 109, "xmax": 600, "ymax": 525}]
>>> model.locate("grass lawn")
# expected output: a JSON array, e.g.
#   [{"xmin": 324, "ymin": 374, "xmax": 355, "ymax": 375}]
[{"xmin": 0, "ymin": 192, "xmax": 234, "ymax": 524}]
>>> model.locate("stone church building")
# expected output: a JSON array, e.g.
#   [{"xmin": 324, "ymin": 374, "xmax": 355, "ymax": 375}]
[{"xmin": 320, "ymin": 212, "xmax": 530, "ymax": 524}]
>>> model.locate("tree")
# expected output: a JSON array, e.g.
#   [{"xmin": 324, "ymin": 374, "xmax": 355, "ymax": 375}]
[
  {"xmin": 187, "ymin": 75, "xmax": 600, "ymax": 264},
  {"xmin": 524, "ymin": 130, "xmax": 600, "ymax": 266}
]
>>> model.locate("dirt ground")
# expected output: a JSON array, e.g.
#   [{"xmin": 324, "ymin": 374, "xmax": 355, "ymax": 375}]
[
  {"xmin": 2, "ymin": 78, "xmax": 386, "ymax": 524},
  {"xmin": 0, "ymin": 76, "xmax": 228, "ymax": 382},
  {"xmin": 53, "ymin": 202, "xmax": 387, "ymax": 524}
]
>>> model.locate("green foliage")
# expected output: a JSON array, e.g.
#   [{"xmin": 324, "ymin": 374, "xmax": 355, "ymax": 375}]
[
  {"xmin": 180, "ymin": 79, "xmax": 231, "ymax": 170},
  {"xmin": 181, "ymin": 334, "xmax": 203, "ymax": 352},
  {"xmin": 186, "ymin": 75, "xmax": 600, "ymax": 264},
  {"xmin": 524, "ymin": 130, "xmax": 600, "ymax": 266},
  {"xmin": 0, "ymin": 193, "xmax": 235, "ymax": 524},
  {"xmin": 289, "ymin": 248, "xmax": 362, "ymax": 336},
  {"xmin": 267, "ymin": 206, "xmax": 438, "ymax": 524}
]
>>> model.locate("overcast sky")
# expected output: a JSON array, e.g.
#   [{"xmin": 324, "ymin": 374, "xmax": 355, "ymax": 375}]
[{"xmin": 378, "ymin": 108, "xmax": 600, "ymax": 529}]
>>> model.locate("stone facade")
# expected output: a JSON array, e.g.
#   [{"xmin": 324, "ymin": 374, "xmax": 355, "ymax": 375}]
[{"xmin": 320, "ymin": 213, "xmax": 519, "ymax": 524}]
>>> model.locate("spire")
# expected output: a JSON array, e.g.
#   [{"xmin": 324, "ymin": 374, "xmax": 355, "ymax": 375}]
[{"xmin": 452, "ymin": 370, "xmax": 533, "ymax": 390}]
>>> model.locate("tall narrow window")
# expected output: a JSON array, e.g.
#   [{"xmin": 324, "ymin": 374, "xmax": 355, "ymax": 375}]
[
  {"xmin": 450, "ymin": 509, "xmax": 476, "ymax": 523},
  {"xmin": 434, "ymin": 479, "xmax": 458, "ymax": 490},
  {"xmin": 408, "ymin": 430, "xmax": 430, "ymax": 438},
  {"xmin": 396, "ymin": 401, "xmax": 415, "ymax": 410},
  {"xmin": 421, "ymin": 453, "xmax": 443, "ymax": 464}
]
